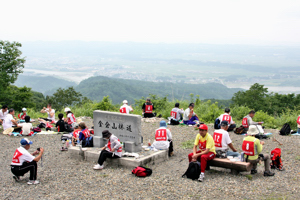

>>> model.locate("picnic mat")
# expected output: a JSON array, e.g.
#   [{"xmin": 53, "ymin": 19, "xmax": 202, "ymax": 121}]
[{"xmin": 38, "ymin": 131, "xmax": 59, "ymax": 135}]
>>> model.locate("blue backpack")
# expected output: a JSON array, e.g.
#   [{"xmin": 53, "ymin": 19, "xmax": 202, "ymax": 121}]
[{"xmin": 214, "ymin": 118, "xmax": 220, "ymax": 129}]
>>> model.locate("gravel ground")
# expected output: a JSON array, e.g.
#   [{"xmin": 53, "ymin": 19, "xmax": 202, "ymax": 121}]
[{"xmin": 1, "ymin": 118, "xmax": 300, "ymax": 200}]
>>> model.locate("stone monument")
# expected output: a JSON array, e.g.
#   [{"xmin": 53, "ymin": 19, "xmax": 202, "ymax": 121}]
[{"xmin": 93, "ymin": 110, "xmax": 142, "ymax": 152}]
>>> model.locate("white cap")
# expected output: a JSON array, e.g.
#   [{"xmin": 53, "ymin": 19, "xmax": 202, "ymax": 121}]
[
  {"xmin": 22, "ymin": 108, "xmax": 27, "ymax": 111},
  {"xmin": 123, "ymin": 100, "xmax": 128, "ymax": 104},
  {"xmin": 247, "ymin": 125, "xmax": 259, "ymax": 136},
  {"xmin": 64, "ymin": 107, "xmax": 71, "ymax": 112}
]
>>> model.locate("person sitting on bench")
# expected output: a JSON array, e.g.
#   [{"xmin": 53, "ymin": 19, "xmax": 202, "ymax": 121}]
[
  {"xmin": 188, "ymin": 124, "xmax": 216, "ymax": 182},
  {"xmin": 153, "ymin": 120, "xmax": 174, "ymax": 156},
  {"xmin": 93, "ymin": 130, "xmax": 122, "ymax": 170},
  {"xmin": 242, "ymin": 125, "xmax": 275, "ymax": 176},
  {"xmin": 183, "ymin": 103, "xmax": 199, "ymax": 125},
  {"xmin": 218, "ymin": 108, "xmax": 236, "ymax": 132},
  {"xmin": 213, "ymin": 120, "xmax": 239, "ymax": 158},
  {"xmin": 169, "ymin": 103, "xmax": 184, "ymax": 125}
]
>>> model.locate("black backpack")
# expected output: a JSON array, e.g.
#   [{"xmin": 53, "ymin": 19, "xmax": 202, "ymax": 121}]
[
  {"xmin": 279, "ymin": 123, "xmax": 291, "ymax": 135},
  {"xmin": 214, "ymin": 118, "xmax": 220, "ymax": 129},
  {"xmin": 182, "ymin": 162, "xmax": 200, "ymax": 180}
]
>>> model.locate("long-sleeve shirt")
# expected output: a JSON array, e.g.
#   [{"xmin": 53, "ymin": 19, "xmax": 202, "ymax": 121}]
[
  {"xmin": 244, "ymin": 114, "xmax": 259, "ymax": 131},
  {"xmin": 243, "ymin": 136, "xmax": 262, "ymax": 160}
]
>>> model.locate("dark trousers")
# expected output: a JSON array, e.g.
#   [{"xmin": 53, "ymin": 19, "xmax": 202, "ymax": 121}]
[
  {"xmin": 144, "ymin": 113, "xmax": 155, "ymax": 118},
  {"xmin": 11, "ymin": 161, "xmax": 37, "ymax": 180},
  {"xmin": 228, "ymin": 124, "xmax": 236, "ymax": 132},
  {"xmin": 168, "ymin": 140, "xmax": 173, "ymax": 156},
  {"xmin": 98, "ymin": 150, "xmax": 120, "ymax": 165}
]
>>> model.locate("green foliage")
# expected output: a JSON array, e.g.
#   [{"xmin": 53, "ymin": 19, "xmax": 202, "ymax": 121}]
[
  {"xmin": 0, "ymin": 40, "xmax": 25, "ymax": 92},
  {"xmin": 253, "ymin": 111, "xmax": 276, "ymax": 129},
  {"xmin": 47, "ymin": 87, "xmax": 83, "ymax": 110},
  {"xmin": 196, "ymin": 100, "xmax": 223, "ymax": 123},
  {"xmin": 93, "ymin": 96, "xmax": 117, "ymax": 111}
]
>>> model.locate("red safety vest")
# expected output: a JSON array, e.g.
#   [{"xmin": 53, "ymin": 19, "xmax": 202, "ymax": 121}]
[
  {"xmin": 297, "ymin": 116, "xmax": 300, "ymax": 125},
  {"xmin": 107, "ymin": 139, "xmax": 123, "ymax": 152},
  {"xmin": 170, "ymin": 111, "xmax": 177, "ymax": 119},
  {"xmin": 222, "ymin": 114, "xmax": 231, "ymax": 123},
  {"xmin": 242, "ymin": 139, "xmax": 256, "ymax": 156},
  {"xmin": 18, "ymin": 113, "xmax": 26, "ymax": 120},
  {"xmin": 68, "ymin": 113, "xmax": 76, "ymax": 124},
  {"xmin": 242, "ymin": 117, "xmax": 249, "ymax": 128},
  {"xmin": 198, "ymin": 140, "xmax": 207, "ymax": 151},
  {"xmin": 145, "ymin": 105, "xmax": 153, "ymax": 113},
  {"xmin": 213, "ymin": 132, "xmax": 223, "ymax": 148},
  {"xmin": 155, "ymin": 128, "xmax": 167, "ymax": 141},
  {"xmin": 82, "ymin": 129, "xmax": 90, "ymax": 139},
  {"xmin": 120, "ymin": 107, "xmax": 126, "ymax": 113},
  {"xmin": 73, "ymin": 130, "xmax": 80, "ymax": 138},
  {"xmin": 11, "ymin": 149, "xmax": 23, "ymax": 164}
]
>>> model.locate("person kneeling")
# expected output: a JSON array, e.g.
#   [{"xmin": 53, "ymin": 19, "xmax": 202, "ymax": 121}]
[
  {"xmin": 93, "ymin": 130, "xmax": 122, "ymax": 170},
  {"xmin": 188, "ymin": 124, "xmax": 216, "ymax": 182},
  {"xmin": 242, "ymin": 125, "xmax": 275, "ymax": 176},
  {"xmin": 153, "ymin": 121, "xmax": 174, "ymax": 156},
  {"xmin": 11, "ymin": 138, "xmax": 44, "ymax": 185}
]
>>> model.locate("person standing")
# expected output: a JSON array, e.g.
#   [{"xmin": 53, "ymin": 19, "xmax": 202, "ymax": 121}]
[
  {"xmin": 11, "ymin": 138, "xmax": 44, "ymax": 184},
  {"xmin": 153, "ymin": 121, "xmax": 174, "ymax": 156},
  {"xmin": 119, "ymin": 100, "xmax": 133, "ymax": 114}
]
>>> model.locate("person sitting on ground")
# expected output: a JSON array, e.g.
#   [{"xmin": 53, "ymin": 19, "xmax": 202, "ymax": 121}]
[
  {"xmin": 242, "ymin": 125, "xmax": 275, "ymax": 176},
  {"xmin": 120, "ymin": 100, "xmax": 134, "ymax": 114},
  {"xmin": 169, "ymin": 103, "xmax": 184, "ymax": 125},
  {"xmin": 18, "ymin": 108, "xmax": 27, "ymax": 120},
  {"xmin": 297, "ymin": 114, "xmax": 300, "ymax": 134},
  {"xmin": 213, "ymin": 121, "xmax": 239, "ymax": 158},
  {"xmin": 78, "ymin": 122, "xmax": 92, "ymax": 147},
  {"xmin": 19, "ymin": 116, "xmax": 34, "ymax": 136},
  {"xmin": 64, "ymin": 107, "xmax": 76, "ymax": 127},
  {"xmin": 56, "ymin": 113, "xmax": 67, "ymax": 132},
  {"xmin": 93, "ymin": 130, "xmax": 122, "ymax": 170},
  {"xmin": 71, "ymin": 123, "xmax": 80, "ymax": 146},
  {"xmin": 0, "ymin": 105, "xmax": 8, "ymax": 127},
  {"xmin": 242, "ymin": 110, "xmax": 263, "ymax": 132},
  {"xmin": 188, "ymin": 124, "xmax": 216, "ymax": 182},
  {"xmin": 218, "ymin": 108, "xmax": 236, "ymax": 132},
  {"xmin": 153, "ymin": 120, "xmax": 174, "ymax": 156},
  {"xmin": 142, "ymin": 98, "xmax": 155, "ymax": 118},
  {"xmin": 183, "ymin": 103, "xmax": 199, "ymax": 125},
  {"xmin": 11, "ymin": 138, "xmax": 44, "ymax": 185},
  {"xmin": 38, "ymin": 103, "xmax": 56, "ymax": 124},
  {"xmin": 2, "ymin": 109, "xmax": 21, "ymax": 131}
]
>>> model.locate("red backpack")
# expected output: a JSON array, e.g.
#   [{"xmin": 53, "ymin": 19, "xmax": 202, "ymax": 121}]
[
  {"xmin": 132, "ymin": 166, "xmax": 152, "ymax": 177},
  {"xmin": 270, "ymin": 148, "xmax": 283, "ymax": 170}
]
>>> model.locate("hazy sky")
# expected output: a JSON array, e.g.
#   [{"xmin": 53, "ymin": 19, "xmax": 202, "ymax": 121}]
[{"xmin": 2, "ymin": 0, "xmax": 300, "ymax": 45}]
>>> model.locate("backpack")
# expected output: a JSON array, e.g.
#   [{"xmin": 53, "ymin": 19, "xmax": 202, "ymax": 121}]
[
  {"xmin": 82, "ymin": 136, "xmax": 93, "ymax": 147},
  {"xmin": 132, "ymin": 166, "xmax": 152, "ymax": 177},
  {"xmin": 214, "ymin": 118, "xmax": 220, "ymax": 129},
  {"xmin": 182, "ymin": 162, "xmax": 201, "ymax": 180},
  {"xmin": 33, "ymin": 127, "xmax": 41, "ymax": 132},
  {"xmin": 279, "ymin": 123, "xmax": 291, "ymax": 135},
  {"xmin": 270, "ymin": 148, "xmax": 283, "ymax": 170},
  {"xmin": 38, "ymin": 123, "xmax": 46, "ymax": 128},
  {"xmin": 234, "ymin": 125, "xmax": 245, "ymax": 135}
]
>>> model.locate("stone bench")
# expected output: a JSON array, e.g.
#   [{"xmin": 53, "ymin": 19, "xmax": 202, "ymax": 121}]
[
  {"xmin": 69, "ymin": 146, "xmax": 168, "ymax": 169},
  {"xmin": 208, "ymin": 158, "xmax": 251, "ymax": 174}
]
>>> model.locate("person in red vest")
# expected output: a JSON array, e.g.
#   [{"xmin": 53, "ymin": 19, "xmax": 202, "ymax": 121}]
[
  {"xmin": 242, "ymin": 125, "xmax": 275, "ymax": 176},
  {"xmin": 169, "ymin": 103, "xmax": 184, "ymax": 125},
  {"xmin": 218, "ymin": 108, "xmax": 236, "ymax": 132},
  {"xmin": 188, "ymin": 124, "xmax": 216, "ymax": 182},
  {"xmin": 153, "ymin": 121, "xmax": 173, "ymax": 156},
  {"xmin": 93, "ymin": 130, "xmax": 122, "ymax": 170},
  {"xmin": 64, "ymin": 107, "xmax": 76, "ymax": 127},
  {"xmin": 10, "ymin": 138, "xmax": 44, "ymax": 185},
  {"xmin": 18, "ymin": 108, "xmax": 27, "ymax": 120},
  {"xmin": 297, "ymin": 115, "xmax": 300, "ymax": 133},
  {"xmin": 242, "ymin": 110, "xmax": 263, "ymax": 132},
  {"xmin": 78, "ymin": 122, "xmax": 92, "ymax": 147},
  {"xmin": 119, "ymin": 100, "xmax": 133, "ymax": 114},
  {"xmin": 142, "ymin": 98, "xmax": 155, "ymax": 118}
]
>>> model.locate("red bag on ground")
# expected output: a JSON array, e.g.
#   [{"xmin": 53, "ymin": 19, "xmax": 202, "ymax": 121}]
[
  {"xmin": 270, "ymin": 148, "xmax": 283, "ymax": 170},
  {"xmin": 132, "ymin": 166, "xmax": 152, "ymax": 177}
]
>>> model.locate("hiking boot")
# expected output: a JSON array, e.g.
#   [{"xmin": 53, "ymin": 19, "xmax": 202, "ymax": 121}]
[
  {"xmin": 264, "ymin": 171, "xmax": 275, "ymax": 176},
  {"xmin": 251, "ymin": 169, "xmax": 257, "ymax": 174},
  {"xmin": 27, "ymin": 180, "xmax": 40, "ymax": 185},
  {"xmin": 13, "ymin": 176, "xmax": 20, "ymax": 182},
  {"xmin": 169, "ymin": 152, "xmax": 174, "ymax": 157},
  {"xmin": 93, "ymin": 164, "xmax": 104, "ymax": 170},
  {"xmin": 198, "ymin": 173, "xmax": 205, "ymax": 182}
]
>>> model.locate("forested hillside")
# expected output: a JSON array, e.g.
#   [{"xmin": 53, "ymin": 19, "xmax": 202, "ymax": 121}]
[{"xmin": 75, "ymin": 76, "xmax": 242, "ymax": 104}]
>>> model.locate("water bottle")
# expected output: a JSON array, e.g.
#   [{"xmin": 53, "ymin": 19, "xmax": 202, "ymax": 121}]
[{"xmin": 240, "ymin": 152, "xmax": 245, "ymax": 162}]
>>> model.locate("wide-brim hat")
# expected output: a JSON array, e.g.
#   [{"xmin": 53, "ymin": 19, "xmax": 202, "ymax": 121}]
[
  {"xmin": 3, "ymin": 128, "xmax": 14, "ymax": 135},
  {"xmin": 102, "ymin": 130, "xmax": 112, "ymax": 138},
  {"xmin": 247, "ymin": 125, "xmax": 259, "ymax": 135}
]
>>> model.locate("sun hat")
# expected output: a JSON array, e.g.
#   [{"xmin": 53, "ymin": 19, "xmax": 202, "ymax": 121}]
[
  {"xmin": 159, "ymin": 120, "xmax": 167, "ymax": 128},
  {"xmin": 102, "ymin": 130, "xmax": 112, "ymax": 138},
  {"xmin": 198, "ymin": 124, "xmax": 208, "ymax": 130},
  {"xmin": 20, "ymin": 138, "xmax": 33, "ymax": 145},
  {"xmin": 22, "ymin": 108, "xmax": 27, "ymax": 111},
  {"xmin": 64, "ymin": 107, "xmax": 71, "ymax": 112},
  {"xmin": 3, "ymin": 127, "xmax": 14, "ymax": 135},
  {"xmin": 247, "ymin": 125, "xmax": 259, "ymax": 136},
  {"xmin": 123, "ymin": 100, "xmax": 128, "ymax": 104}
]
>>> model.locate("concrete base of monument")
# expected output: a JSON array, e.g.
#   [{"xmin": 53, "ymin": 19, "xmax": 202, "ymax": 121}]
[{"xmin": 69, "ymin": 146, "xmax": 169, "ymax": 168}]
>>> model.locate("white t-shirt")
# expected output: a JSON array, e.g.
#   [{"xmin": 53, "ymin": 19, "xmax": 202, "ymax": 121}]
[
  {"xmin": 47, "ymin": 109, "xmax": 55, "ymax": 122},
  {"xmin": 153, "ymin": 127, "xmax": 172, "ymax": 150},
  {"xmin": 218, "ymin": 113, "xmax": 234, "ymax": 125},
  {"xmin": 11, "ymin": 146, "xmax": 35, "ymax": 166},
  {"xmin": 183, "ymin": 108, "xmax": 196, "ymax": 121},
  {"xmin": 3, "ymin": 114, "xmax": 14, "ymax": 130},
  {"xmin": 19, "ymin": 123, "xmax": 33, "ymax": 136},
  {"xmin": 120, "ymin": 104, "xmax": 133, "ymax": 114},
  {"xmin": 213, "ymin": 129, "xmax": 232, "ymax": 151},
  {"xmin": 0, "ymin": 109, "xmax": 8, "ymax": 120},
  {"xmin": 171, "ymin": 107, "xmax": 184, "ymax": 121}
]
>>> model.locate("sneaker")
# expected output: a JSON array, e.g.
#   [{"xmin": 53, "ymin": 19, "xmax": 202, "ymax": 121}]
[
  {"xmin": 27, "ymin": 180, "xmax": 40, "ymax": 185},
  {"xmin": 198, "ymin": 173, "xmax": 205, "ymax": 182},
  {"xmin": 93, "ymin": 164, "xmax": 104, "ymax": 170},
  {"xmin": 251, "ymin": 169, "xmax": 257, "ymax": 174},
  {"xmin": 13, "ymin": 175, "xmax": 20, "ymax": 182},
  {"xmin": 264, "ymin": 171, "xmax": 275, "ymax": 176}
]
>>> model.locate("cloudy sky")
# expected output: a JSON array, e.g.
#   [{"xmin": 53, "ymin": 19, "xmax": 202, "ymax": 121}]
[{"xmin": 2, "ymin": 0, "xmax": 300, "ymax": 45}]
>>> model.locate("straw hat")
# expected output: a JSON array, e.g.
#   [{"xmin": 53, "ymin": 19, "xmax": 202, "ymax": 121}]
[
  {"xmin": 247, "ymin": 125, "xmax": 259, "ymax": 136},
  {"xmin": 3, "ymin": 128, "xmax": 14, "ymax": 135}
]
